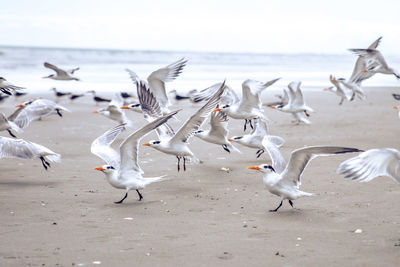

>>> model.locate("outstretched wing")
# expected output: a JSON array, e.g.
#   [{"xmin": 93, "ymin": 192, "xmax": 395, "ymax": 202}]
[
  {"xmin": 208, "ymin": 110, "xmax": 229, "ymax": 138},
  {"xmin": 44, "ymin": 62, "xmax": 68, "ymax": 76},
  {"xmin": 337, "ymin": 148, "xmax": 400, "ymax": 183},
  {"xmin": 262, "ymin": 136, "xmax": 286, "ymax": 174}
]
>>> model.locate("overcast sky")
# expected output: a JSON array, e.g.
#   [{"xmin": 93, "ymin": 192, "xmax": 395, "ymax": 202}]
[{"xmin": 1, "ymin": 0, "xmax": 399, "ymax": 54}]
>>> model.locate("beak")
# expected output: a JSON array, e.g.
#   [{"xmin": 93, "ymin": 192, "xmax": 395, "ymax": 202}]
[
  {"xmin": 248, "ymin": 166, "xmax": 261, "ymax": 170},
  {"xmin": 212, "ymin": 108, "xmax": 222, "ymax": 112},
  {"xmin": 120, "ymin": 106, "xmax": 130, "ymax": 109},
  {"xmin": 92, "ymin": 110, "xmax": 99, "ymax": 113},
  {"xmin": 361, "ymin": 69, "xmax": 368, "ymax": 73},
  {"xmin": 94, "ymin": 167, "xmax": 105, "ymax": 171},
  {"xmin": 15, "ymin": 104, "xmax": 24, "ymax": 107},
  {"xmin": 323, "ymin": 88, "xmax": 328, "ymax": 91},
  {"xmin": 392, "ymin": 106, "xmax": 398, "ymax": 110},
  {"xmin": 142, "ymin": 142, "xmax": 151, "ymax": 146},
  {"xmin": 268, "ymin": 105, "xmax": 276, "ymax": 109},
  {"xmin": 227, "ymin": 138, "xmax": 233, "ymax": 141}
]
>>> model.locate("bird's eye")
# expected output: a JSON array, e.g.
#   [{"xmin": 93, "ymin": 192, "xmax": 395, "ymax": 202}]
[
  {"xmin": 223, "ymin": 105, "xmax": 230, "ymax": 108},
  {"xmin": 107, "ymin": 166, "xmax": 115, "ymax": 170},
  {"xmin": 153, "ymin": 141, "xmax": 161, "ymax": 144}
]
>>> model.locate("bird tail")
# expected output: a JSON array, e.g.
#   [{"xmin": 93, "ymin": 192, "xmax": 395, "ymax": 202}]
[
  {"xmin": 143, "ymin": 175, "xmax": 168, "ymax": 186},
  {"xmin": 228, "ymin": 143, "xmax": 242, "ymax": 153},
  {"xmin": 45, "ymin": 153, "xmax": 61, "ymax": 163}
]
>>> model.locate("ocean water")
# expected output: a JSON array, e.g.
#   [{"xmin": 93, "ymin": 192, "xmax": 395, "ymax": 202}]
[{"xmin": 0, "ymin": 46, "xmax": 399, "ymax": 94}]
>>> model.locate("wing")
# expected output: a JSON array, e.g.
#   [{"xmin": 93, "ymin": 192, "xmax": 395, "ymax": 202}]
[
  {"xmin": 119, "ymin": 110, "xmax": 179, "ymax": 175},
  {"xmin": 171, "ymin": 81, "xmax": 225, "ymax": 144},
  {"xmin": 337, "ymin": 148, "xmax": 400, "ymax": 183},
  {"xmin": 147, "ymin": 58, "xmax": 187, "ymax": 108},
  {"xmin": 262, "ymin": 136, "xmax": 286, "ymax": 173},
  {"xmin": 208, "ymin": 110, "xmax": 229, "ymax": 137},
  {"xmin": 90, "ymin": 124, "xmax": 126, "ymax": 167},
  {"xmin": 250, "ymin": 118, "xmax": 268, "ymax": 138},
  {"xmin": 368, "ymin": 37, "xmax": 382, "ymax": 49},
  {"xmin": 0, "ymin": 137, "xmax": 37, "ymax": 159},
  {"xmin": 136, "ymin": 79, "xmax": 175, "ymax": 140},
  {"xmin": 44, "ymin": 62, "xmax": 68, "ymax": 76},
  {"xmin": 125, "ymin": 68, "xmax": 139, "ymax": 82},
  {"xmin": 109, "ymin": 92, "xmax": 124, "ymax": 108},
  {"xmin": 280, "ymin": 146, "xmax": 363, "ymax": 187}
]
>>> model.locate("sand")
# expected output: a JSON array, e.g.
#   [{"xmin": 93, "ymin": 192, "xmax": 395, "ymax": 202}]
[{"xmin": 0, "ymin": 87, "xmax": 399, "ymax": 266}]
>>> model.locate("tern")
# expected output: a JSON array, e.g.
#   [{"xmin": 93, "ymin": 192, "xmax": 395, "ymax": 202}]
[
  {"xmin": 215, "ymin": 78, "xmax": 280, "ymax": 131},
  {"xmin": 337, "ymin": 148, "xmax": 400, "ymax": 184},
  {"xmin": 126, "ymin": 58, "xmax": 187, "ymax": 112},
  {"xmin": 51, "ymin": 88, "xmax": 72, "ymax": 102},
  {"xmin": 139, "ymin": 79, "xmax": 226, "ymax": 171},
  {"xmin": 228, "ymin": 118, "xmax": 284, "ymax": 158},
  {"xmin": 248, "ymin": 139, "xmax": 362, "ymax": 212},
  {"xmin": 324, "ymin": 75, "xmax": 355, "ymax": 105},
  {"xmin": 86, "ymin": 90, "xmax": 111, "ymax": 106},
  {"xmin": 0, "ymin": 136, "xmax": 60, "ymax": 170},
  {"xmin": 92, "ymin": 110, "xmax": 179, "ymax": 204},
  {"xmin": 194, "ymin": 110, "xmax": 240, "ymax": 153},
  {"xmin": 0, "ymin": 112, "xmax": 22, "ymax": 137},
  {"xmin": 93, "ymin": 92, "xmax": 132, "ymax": 127},
  {"xmin": 43, "ymin": 62, "xmax": 80, "ymax": 81},
  {"xmin": 0, "ymin": 77, "xmax": 25, "ymax": 95}
]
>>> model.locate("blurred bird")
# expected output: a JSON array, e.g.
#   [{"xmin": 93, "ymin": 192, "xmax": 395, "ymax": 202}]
[
  {"xmin": 43, "ymin": 62, "xmax": 80, "ymax": 81},
  {"xmin": 93, "ymin": 92, "xmax": 132, "ymax": 126},
  {"xmin": 0, "ymin": 77, "xmax": 25, "ymax": 95}
]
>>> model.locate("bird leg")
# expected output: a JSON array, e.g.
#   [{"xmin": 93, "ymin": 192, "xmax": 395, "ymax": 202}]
[
  {"xmin": 56, "ymin": 109, "xmax": 63, "ymax": 117},
  {"xmin": 339, "ymin": 98, "xmax": 344, "ymax": 105},
  {"xmin": 222, "ymin": 144, "xmax": 230, "ymax": 153},
  {"xmin": 177, "ymin": 156, "xmax": 181, "ymax": 172},
  {"xmin": 183, "ymin": 157, "xmax": 186, "ymax": 171},
  {"xmin": 249, "ymin": 119, "xmax": 254, "ymax": 129},
  {"xmin": 243, "ymin": 119, "xmax": 248, "ymax": 131},
  {"xmin": 256, "ymin": 149, "xmax": 264, "ymax": 158},
  {"xmin": 136, "ymin": 190, "xmax": 143, "ymax": 201},
  {"xmin": 7, "ymin": 129, "xmax": 16, "ymax": 138},
  {"xmin": 39, "ymin": 157, "xmax": 50, "ymax": 170},
  {"xmin": 114, "ymin": 192, "xmax": 128, "ymax": 204},
  {"xmin": 304, "ymin": 110, "xmax": 310, "ymax": 117},
  {"xmin": 269, "ymin": 200, "xmax": 283, "ymax": 212},
  {"xmin": 288, "ymin": 200, "xmax": 294, "ymax": 208}
]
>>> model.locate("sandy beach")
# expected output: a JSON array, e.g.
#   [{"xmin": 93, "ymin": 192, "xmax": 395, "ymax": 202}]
[{"xmin": 0, "ymin": 87, "xmax": 399, "ymax": 266}]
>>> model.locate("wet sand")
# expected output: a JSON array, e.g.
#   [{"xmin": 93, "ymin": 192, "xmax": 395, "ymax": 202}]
[{"xmin": 0, "ymin": 87, "xmax": 399, "ymax": 266}]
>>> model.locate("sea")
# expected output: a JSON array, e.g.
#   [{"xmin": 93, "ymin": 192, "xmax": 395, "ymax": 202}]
[{"xmin": 0, "ymin": 45, "xmax": 399, "ymax": 95}]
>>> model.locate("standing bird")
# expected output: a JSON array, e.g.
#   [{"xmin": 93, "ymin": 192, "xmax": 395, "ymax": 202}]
[
  {"xmin": 43, "ymin": 62, "xmax": 80, "ymax": 81},
  {"xmin": 86, "ymin": 90, "xmax": 111, "ymax": 106},
  {"xmin": 0, "ymin": 136, "xmax": 61, "ymax": 170},
  {"xmin": 248, "ymin": 139, "xmax": 362, "ymax": 212},
  {"xmin": 337, "ymin": 148, "xmax": 400, "ymax": 184},
  {"xmin": 92, "ymin": 110, "xmax": 179, "ymax": 204},
  {"xmin": 50, "ymin": 87, "xmax": 72, "ymax": 102},
  {"xmin": 0, "ymin": 77, "xmax": 25, "ymax": 95}
]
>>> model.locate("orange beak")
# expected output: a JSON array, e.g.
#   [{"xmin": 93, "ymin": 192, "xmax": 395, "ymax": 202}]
[
  {"xmin": 94, "ymin": 166, "xmax": 105, "ymax": 171},
  {"xmin": 323, "ymin": 88, "xmax": 329, "ymax": 91},
  {"xmin": 248, "ymin": 166, "xmax": 261, "ymax": 170},
  {"xmin": 120, "ymin": 106, "xmax": 130, "ymax": 109},
  {"xmin": 212, "ymin": 108, "xmax": 222, "ymax": 112},
  {"xmin": 361, "ymin": 69, "xmax": 368, "ymax": 73},
  {"xmin": 92, "ymin": 110, "xmax": 99, "ymax": 113},
  {"xmin": 227, "ymin": 138, "xmax": 233, "ymax": 141},
  {"xmin": 268, "ymin": 105, "xmax": 276, "ymax": 109},
  {"xmin": 15, "ymin": 104, "xmax": 24, "ymax": 107},
  {"xmin": 141, "ymin": 142, "xmax": 151, "ymax": 146},
  {"xmin": 392, "ymin": 106, "xmax": 398, "ymax": 110}
]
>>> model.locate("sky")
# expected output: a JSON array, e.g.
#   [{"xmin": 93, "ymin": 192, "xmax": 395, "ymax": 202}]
[{"xmin": 1, "ymin": 0, "xmax": 399, "ymax": 54}]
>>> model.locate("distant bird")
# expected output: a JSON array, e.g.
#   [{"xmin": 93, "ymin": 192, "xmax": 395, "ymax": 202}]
[
  {"xmin": 0, "ymin": 93, "xmax": 10, "ymax": 104},
  {"xmin": 139, "ymin": 79, "xmax": 225, "ymax": 171},
  {"xmin": 216, "ymin": 78, "xmax": 280, "ymax": 131},
  {"xmin": 0, "ymin": 112, "xmax": 22, "ymax": 137},
  {"xmin": 51, "ymin": 88, "xmax": 72, "ymax": 102},
  {"xmin": 12, "ymin": 99, "xmax": 70, "ymax": 129},
  {"xmin": 126, "ymin": 58, "xmax": 187, "ymax": 112},
  {"xmin": 43, "ymin": 62, "xmax": 80, "ymax": 81},
  {"xmin": 0, "ymin": 136, "xmax": 61, "ymax": 170},
  {"xmin": 14, "ymin": 91, "xmax": 28, "ymax": 100},
  {"xmin": 86, "ymin": 90, "xmax": 111, "ymax": 105},
  {"xmin": 92, "ymin": 111, "xmax": 178, "ymax": 204},
  {"xmin": 69, "ymin": 93, "xmax": 86, "ymax": 102},
  {"xmin": 323, "ymin": 75, "xmax": 365, "ymax": 105},
  {"xmin": 337, "ymin": 148, "xmax": 400, "ymax": 184},
  {"xmin": 93, "ymin": 92, "xmax": 132, "ymax": 126},
  {"xmin": 194, "ymin": 110, "xmax": 240, "ymax": 153},
  {"xmin": 228, "ymin": 118, "xmax": 284, "ymax": 158},
  {"xmin": 248, "ymin": 141, "xmax": 362, "ymax": 212},
  {"xmin": 186, "ymin": 82, "xmax": 238, "ymax": 105},
  {"xmin": 0, "ymin": 77, "xmax": 25, "ymax": 95}
]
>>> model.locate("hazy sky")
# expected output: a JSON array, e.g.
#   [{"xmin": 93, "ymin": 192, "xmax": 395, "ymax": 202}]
[{"xmin": 1, "ymin": 0, "xmax": 399, "ymax": 54}]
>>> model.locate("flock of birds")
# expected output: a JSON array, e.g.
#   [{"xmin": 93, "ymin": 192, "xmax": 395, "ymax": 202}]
[{"xmin": 0, "ymin": 37, "xmax": 399, "ymax": 212}]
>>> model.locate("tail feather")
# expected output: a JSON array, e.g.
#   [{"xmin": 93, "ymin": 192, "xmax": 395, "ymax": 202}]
[
  {"xmin": 142, "ymin": 175, "xmax": 167, "ymax": 186},
  {"xmin": 45, "ymin": 153, "xmax": 61, "ymax": 163}
]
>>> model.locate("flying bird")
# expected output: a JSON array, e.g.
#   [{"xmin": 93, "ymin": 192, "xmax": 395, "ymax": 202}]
[
  {"xmin": 93, "ymin": 92, "xmax": 132, "ymax": 127},
  {"xmin": 92, "ymin": 110, "xmax": 179, "ymax": 204},
  {"xmin": 43, "ymin": 62, "xmax": 80, "ymax": 81},
  {"xmin": 0, "ymin": 77, "xmax": 25, "ymax": 95}
]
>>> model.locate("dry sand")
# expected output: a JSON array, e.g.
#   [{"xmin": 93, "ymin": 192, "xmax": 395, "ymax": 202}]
[{"xmin": 0, "ymin": 87, "xmax": 399, "ymax": 266}]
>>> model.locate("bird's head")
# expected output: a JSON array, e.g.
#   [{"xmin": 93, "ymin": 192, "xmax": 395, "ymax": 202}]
[
  {"xmin": 141, "ymin": 140, "xmax": 161, "ymax": 147},
  {"xmin": 212, "ymin": 104, "xmax": 230, "ymax": 112},
  {"xmin": 94, "ymin": 165, "xmax": 116, "ymax": 174},
  {"xmin": 42, "ymin": 74, "xmax": 54, "ymax": 79},
  {"xmin": 248, "ymin": 164, "xmax": 276, "ymax": 174},
  {"xmin": 120, "ymin": 103, "xmax": 141, "ymax": 110},
  {"xmin": 392, "ymin": 105, "xmax": 399, "ymax": 110}
]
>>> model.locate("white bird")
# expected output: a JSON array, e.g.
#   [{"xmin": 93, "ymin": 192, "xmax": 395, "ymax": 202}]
[
  {"xmin": 228, "ymin": 118, "xmax": 284, "ymax": 158},
  {"xmin": 43, "ymin": 62, "xmax": 80, "ymax": 81},
  {"xmin": 12, "ymin": 99, "xmax": 70, "ymax": 129},
  {"xmin": 0, "ymin": 136, "xmax": 61, "ymax": 170},
  {"xmin": 269, "ymin": 82, "xmax": 314, "ymax": 124},
  {"xmin": 86, "ymin": 90, "xmax": 111, "ymax": 106},
  {"xmin": 216, "ymin": 78, "xmax": 280, "ymax": 131},
  {"xmin": 194, "ymin": 110, "xmax": 240, "ymax": 153},
  {"xmin": 0, "ymin": 112, "xmax": 22, "ymax": 138},
  {"xmin": 92, "ymin": 110, "xmax": 179, "ymax": 204},
  {"xmin": 337, "ymin": 148, "xmax": 400, "ymax": 184},
  {"xmin": 187, "ymin": 82, "xmax": 239, "ymax": 105},
  {"xmin": 248, "ymin": 141, "xmax": 362, "ymax": 212},
  {"xmin": 126, "ymin": 58, "xmax": 187, "ymax": 112},
  {"xmin": 0, "ymin": 77, "xmax": 25, "ymax": 95},
  {"xmin": 324, "ymin": 75, "xmax": 355, "ymax": 105},
  {"xmin": 139, "ymin": 79, "xmax": 226, "ymax": 171},
  {"xmin": 93, "ymin": 92, "xmax": 132, "ymax": 127},
  {"xmin": 51, "ymin": 88, "xmax": 72, "ymax": 102}
]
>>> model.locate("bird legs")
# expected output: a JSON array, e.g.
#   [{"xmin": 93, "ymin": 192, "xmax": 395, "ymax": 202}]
[
  {"xmin": 269, "ymin": 200, "xmax": 294, "ymax": 212},
  {"xmin": 136, "ymin": 189, "xmax": 143, "ymax": 201},
  {"xmin": 7, "ymin": 129, "xmax": 16, "ymax": 138},
  {"xmin": 243, "ymin": 119, "xmax": 254, "ymax": 131},
  {"xmin": 304, "ymin": 110, "xmax": 310, "ymax": 117},
  {"xmin": 256, "ymin": 149, "xmax": 264, "ymax": 158},
  {"xmin": 56, "ymin": 109, "xmax": 63, "ymax": 117},
  {"xmin": 176, "ymin": 156, "xmax": 187, "ymax": 172},
  {"xmin": 114, "ymin": 190, "xmax": 143, "ymax": 204},
  {"xmin": 222, "ymin": 144, "xmax": 230, "ymax": 153},
  {"xmin": 39, "ymin": 156, "xmax": 51, "ymax": 170}
]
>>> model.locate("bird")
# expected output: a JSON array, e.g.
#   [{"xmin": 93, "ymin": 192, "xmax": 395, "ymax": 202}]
[
  {"xmin": 392, "ymin": 93, "xmax": 400, "ymax": 101},
  {"xmin": 187, "ymin": 82, "xmax": 239, "ymax": 105},
  {"xmin": 139, "ymin": 79, "xmax": 226, "ymax": 171},
  {"xmin": 86, "ymin": 90, "xmax": 111, "ymax": 105},
  {"xmin": 93, "ymin": 92, "xmax": 132, "ymax": 126},
  {"xmin": 268, "ymin": 82, "xmax": 314, "ymax": 124},
  {"xmin": 0, "ymin": 136, "xmax": 60, "ymax": 170},
  {"xmin": 215, "ymin": 78, "xmax": 280, "ymax": 131},
  {"xmin": 248, "ymin": 140, "xmax": 362, "ymax": 212},
  {"xmin": 324, "ymin": 75, "xmax": 355, "ymax": 105},
  {"xmin": 50, "ymin": 87, "xmax": 72, "ymax": 102},
  {"xmin": 337, "ymin": 148, "xmax": 400, "ymax": 184},
  {"xmin": 0, "ymin": 77, "xmax": 25, "ymax": 95},
  {"xmin": 0, "ymin": 112, "xmax": 22, "ymax": 137},
  {"xmin": 120, "ymin": 102, "xmax": 142, "ymax": 113},
  {"xmin": 0, "ymin": 93, "xmax": 10, "ymax": 104},
  {"xmin": 92, "ymin": 110, "xmax": 179, "ymax": 204},
  {"xmin": 43, "ymin": 62, "xmax": 80, "ymax": 81},
  {"xmin": 126, "ymin": 58, "xmax": 187, "ymax": 112},
  {"xmin": 69, "ymin": 93, "xmax": 86, "ymax": 102},
  {"xmin": 12, "ymin": 99, "xmax": 70, "ymax": 129},
  {"xmin": 194, "ymin": 110, "xmax": 240, "ymax": 153},
  {"xmin": 228, "ymin": 118, "xmax": 284, "ymax": 158}
]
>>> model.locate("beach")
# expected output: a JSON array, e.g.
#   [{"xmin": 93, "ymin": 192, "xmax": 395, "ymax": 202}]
[{"xmin": 0, "ymin": 87, "xmax": 399, "ymax": 266}]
